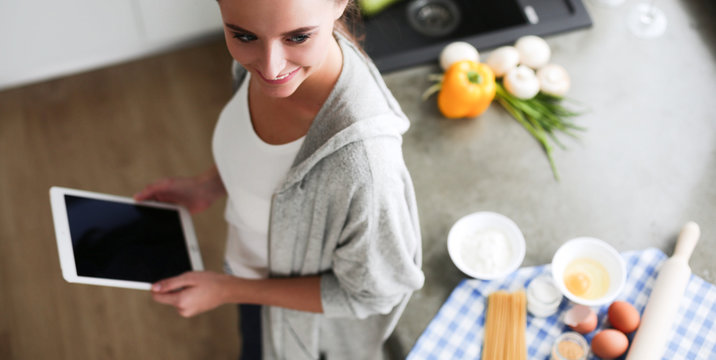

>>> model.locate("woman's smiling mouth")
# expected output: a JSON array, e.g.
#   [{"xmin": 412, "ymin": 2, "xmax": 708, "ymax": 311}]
[{"xmin": 259, "ymin": 67, "xmax": 301, "ymax": 85}]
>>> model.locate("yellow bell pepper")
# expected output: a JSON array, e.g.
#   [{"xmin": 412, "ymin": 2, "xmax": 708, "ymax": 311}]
[{"xmin": 438, "ymin": 60, "xmax": 496, "ymax": 118}]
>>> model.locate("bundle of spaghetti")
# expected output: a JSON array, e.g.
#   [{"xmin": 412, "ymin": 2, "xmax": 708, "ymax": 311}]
[{"xmin": 482, "ymin": 290, "xmax": 527, "ymax": 360}]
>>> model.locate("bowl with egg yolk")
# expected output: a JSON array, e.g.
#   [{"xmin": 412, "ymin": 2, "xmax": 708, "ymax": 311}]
[{"xmin": 551, "ymin": 237, "xmax": 626, "ymax": 306}]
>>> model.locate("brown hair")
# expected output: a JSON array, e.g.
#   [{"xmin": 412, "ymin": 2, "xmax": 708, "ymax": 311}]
[{"xmin": 334, "ymin": 0, "xmax": 366, "ymax": 50}]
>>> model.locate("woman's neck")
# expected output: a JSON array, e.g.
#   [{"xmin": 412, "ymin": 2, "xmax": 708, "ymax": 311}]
[{"xmin": 246, "ymin": 36, "xmax": 344, "ymax": 145}]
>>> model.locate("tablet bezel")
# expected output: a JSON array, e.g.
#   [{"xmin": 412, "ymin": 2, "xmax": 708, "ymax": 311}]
[{"xmin": 49, "ymin": 186, "xmax": 203, "ymax": 290}]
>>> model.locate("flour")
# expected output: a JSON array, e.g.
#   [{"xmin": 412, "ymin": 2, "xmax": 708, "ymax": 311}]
[{"xmin": 460, "ymin": 229, "xmax": 513, "ymax": 274}]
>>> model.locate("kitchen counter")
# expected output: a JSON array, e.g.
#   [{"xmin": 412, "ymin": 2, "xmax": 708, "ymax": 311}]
[{"xmin": 381, "ymin": 0, "xmax": 716, "ymax": 357}]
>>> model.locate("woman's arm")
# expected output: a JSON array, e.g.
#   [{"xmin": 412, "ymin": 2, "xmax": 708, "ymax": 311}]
[{"xmin": 151, "ymin": 271, "xmax": 323, "ymax": 317}]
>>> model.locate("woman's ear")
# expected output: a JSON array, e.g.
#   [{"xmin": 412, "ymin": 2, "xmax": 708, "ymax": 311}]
[{"xmin": 333, "ymin": 0, "xmax": 350, "ymax": 20}]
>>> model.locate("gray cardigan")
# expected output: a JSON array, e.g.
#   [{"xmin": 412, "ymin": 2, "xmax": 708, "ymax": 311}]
[{"xmin": 232, "ymin": 34, "xmax": 424, "ymax": 360}]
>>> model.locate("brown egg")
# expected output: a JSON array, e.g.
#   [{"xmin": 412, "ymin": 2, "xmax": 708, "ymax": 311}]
[
  {"xmin": 608, "ymin": 301, "xmax": 640, "ymax": 334},
  {"xmin": 591, "ymin": 329, "xmax": 629, "ymax": 359},
  {"xmin": 564, "ymin": 305, "xmax": 598, "ymax": 334}
]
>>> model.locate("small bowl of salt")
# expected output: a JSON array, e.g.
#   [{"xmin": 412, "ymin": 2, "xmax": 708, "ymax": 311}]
[{"xmin": 447, "ymin": 211, "xmax": 526, "ymax": 280}]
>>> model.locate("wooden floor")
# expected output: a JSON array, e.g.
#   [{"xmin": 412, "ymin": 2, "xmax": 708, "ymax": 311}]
[{"xmin": 0, "ymin": 38, "xmax": 240, "ymax": 359}]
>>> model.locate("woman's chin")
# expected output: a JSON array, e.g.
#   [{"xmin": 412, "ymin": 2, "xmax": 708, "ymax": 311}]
[
  {"xmin": 263, "ymin": 87, "xmax": 298, "ymax": 99},
  {"xmin": 257, "ymin": 78, "xmax": 302, "ymax": 98}
]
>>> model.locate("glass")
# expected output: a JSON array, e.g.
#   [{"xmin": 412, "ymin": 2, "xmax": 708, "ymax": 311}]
[
  {"xmin": 627, "ymin": 0, "xmax": 667, "ymax": 38},
  {"xmin": 551, "ymin": 332, "xmax": 589, "ymax": 360},
  {"xmin": 589, "ymin": 0, "xmax": 625, "ymax": 7}
]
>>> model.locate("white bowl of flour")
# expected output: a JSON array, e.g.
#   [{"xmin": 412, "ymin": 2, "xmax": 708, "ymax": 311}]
[{"xmin": 447, "ymin": 211, "xmax": 526, "ymax": 280}]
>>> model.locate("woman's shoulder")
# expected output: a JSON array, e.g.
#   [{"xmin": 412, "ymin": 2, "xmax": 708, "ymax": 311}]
[{"xmin": 326, "ymin": 36, "xmax": 405, "ymax": 119}]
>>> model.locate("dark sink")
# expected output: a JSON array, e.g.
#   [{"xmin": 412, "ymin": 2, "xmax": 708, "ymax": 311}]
[{"xmin": 362, "ymin": 0, "xmax": 592, "ymax": 72}]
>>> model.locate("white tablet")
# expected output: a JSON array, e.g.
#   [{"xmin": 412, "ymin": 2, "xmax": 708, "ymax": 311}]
[{"xmin": 49, "ymin": 186, "xmax": 203, "ymax": 290}]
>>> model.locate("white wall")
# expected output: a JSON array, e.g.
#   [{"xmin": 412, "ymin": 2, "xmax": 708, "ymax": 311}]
[{"xmin": 0, "ymin": 0, "xmax": 223, "ymax": 91}]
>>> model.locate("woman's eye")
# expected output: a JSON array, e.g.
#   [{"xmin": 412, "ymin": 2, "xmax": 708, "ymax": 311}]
[
  {"xmin": 288, "ymin": 34, "xmax": 310, "ymax": 44},
  {"xmin": 232, "ymin": 32, "xmax": 257, "ymax": 43}
]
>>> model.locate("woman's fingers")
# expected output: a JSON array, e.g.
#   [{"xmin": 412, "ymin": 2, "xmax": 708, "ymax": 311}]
[
  {"xmin": 134, "ymin": 183, "xmax": 162, "ymax": 201},
  {"xmin": 152, "ymin": 272, "xmax": 195, "ymax": 293},
  {"xmin": 133, "ymin": 188, "xmax": 155, "ymax": 202},
  {"xmin": 152, "ymin": 291, "xmax": 182, "ymax": 306},
  {"xmin": 134, "ymin": 178, "xmax": 174, "ymax": 202},
  {"xmin": 150, "ymin": 272, "xmax": 221, "ymax": 318},
  {"xmin": 151, "ymin": 289, "xmax": 197, "ymax": 317},
  {"xmin": 151, "ymin": 273, "xmax": 196, "ymax": 314}
]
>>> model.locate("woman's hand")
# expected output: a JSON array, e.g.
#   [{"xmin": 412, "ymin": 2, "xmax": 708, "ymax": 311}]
[
  {"xmin": 151, "ymin": 271, "xmax": 235, "ymax": 318},
  {"xmin": 134, "ymin": 166, "xmax": 226, "ymax": 214},
  {"xmin": 152, "ymin": 273, "xmax": 324, "ymax": 316}
]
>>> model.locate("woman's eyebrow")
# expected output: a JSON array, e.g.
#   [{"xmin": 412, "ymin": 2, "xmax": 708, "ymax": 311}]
[
  {"xmin": 224, "ymin": 23, "xmax": 253, "ymax": 34},
  {"xmin": 224, "ymin": 23, "xmax": 318, "ymax": 36},
  {"xmin": 280, "ymin": 26, "xmax": 319, "ymax": 36}
]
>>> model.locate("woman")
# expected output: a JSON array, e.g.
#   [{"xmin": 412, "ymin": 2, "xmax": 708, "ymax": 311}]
[{"xmin": 134, "ymin": 0, "xmax": 424, "ymax": 358}]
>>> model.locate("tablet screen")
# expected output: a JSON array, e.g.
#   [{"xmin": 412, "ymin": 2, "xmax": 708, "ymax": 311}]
[{"xmin": 65, "ymin": 195, "xmax": 193, "ymax": 283}]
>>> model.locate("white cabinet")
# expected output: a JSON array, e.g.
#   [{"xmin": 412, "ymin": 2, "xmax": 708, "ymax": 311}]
[
  {"xmin": 136, "ymin": 0, "xmax": 223, "ymax": 44},
  {"xmin": 0, "ymin": 0, "xmax": 223, "ymax": 90}
]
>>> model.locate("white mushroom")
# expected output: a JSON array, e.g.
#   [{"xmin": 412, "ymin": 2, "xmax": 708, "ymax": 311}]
[
  {"xmin": 439, "ymin": 41, "xmax": 480, "ymax": 71},
  {"xmin": 503, "ymin": 65, "xmax": 540, "ymax": 99},
  {"xmin": 537, "ymin": 64, "xmax": 571, "ymax": 97},
  {"xmin": 485, "ymin": 46, "xmax": 520, "ymax": 78},
  {"xmin": 514, "ymin": 35, "xmax": 551, "ymax": 69}
]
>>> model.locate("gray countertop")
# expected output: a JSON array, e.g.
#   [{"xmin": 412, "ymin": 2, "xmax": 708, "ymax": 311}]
[{"xmin": 381, "ymin": 0, "xmax": 715, "ymax": 356}]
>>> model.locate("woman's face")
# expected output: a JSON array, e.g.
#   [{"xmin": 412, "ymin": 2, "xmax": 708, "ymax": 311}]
[{"xmin": 219, "ymin": 0, "xmax": 346, "ymax": 98}]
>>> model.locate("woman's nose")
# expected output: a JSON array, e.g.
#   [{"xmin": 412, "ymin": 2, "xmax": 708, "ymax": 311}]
[{"xmin": 260, "ymin": 41, "xmax": 287, "ymax": 79}]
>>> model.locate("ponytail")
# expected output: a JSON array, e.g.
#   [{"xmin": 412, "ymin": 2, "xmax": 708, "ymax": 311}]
[{"xmin": 334, "ymin": 0, "xmax": 366, "ymax": 52}]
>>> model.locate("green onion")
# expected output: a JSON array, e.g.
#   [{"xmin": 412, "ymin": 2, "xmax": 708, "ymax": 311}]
[
  {"xmin": 422, "ymin": 75, "xmax": 584, "ymax": 181},
  {"xmin": 495, "ymin": 81, "xmax": 584, "ymax": 180}
]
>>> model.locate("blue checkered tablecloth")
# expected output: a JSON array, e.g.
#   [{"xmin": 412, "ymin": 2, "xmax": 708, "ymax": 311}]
[{"xmin": 408, "ymin": 248, "xmax": 716, "ymax": 359}]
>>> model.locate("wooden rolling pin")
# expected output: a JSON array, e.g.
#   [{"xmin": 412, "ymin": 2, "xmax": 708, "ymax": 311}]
[{"xmin": 625, "ymin": 221, "xmax": 701, "ymax": 360}]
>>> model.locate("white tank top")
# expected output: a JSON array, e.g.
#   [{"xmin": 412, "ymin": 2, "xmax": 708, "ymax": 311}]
[{"xmin": 212, "ymin": 73, "xmax": 304, "ymax": 278}]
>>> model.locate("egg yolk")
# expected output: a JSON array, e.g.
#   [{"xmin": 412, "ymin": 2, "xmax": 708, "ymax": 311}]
[
  {"xmin": 563, "ymin": 257, "xmax": 610, "ymax": 299},
  {"xmin": 565, "ymin": 272, "xmax": 591, "ymax": 296}
]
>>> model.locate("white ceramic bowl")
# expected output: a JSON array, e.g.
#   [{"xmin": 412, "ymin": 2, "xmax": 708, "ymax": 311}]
[
  {"xmin": 447, "ymin": 211, "xmax": 526, "ymax": 280},
  {"xmin": 551, "ymin": 237, "xmax": 626, "ymax": 306}
]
